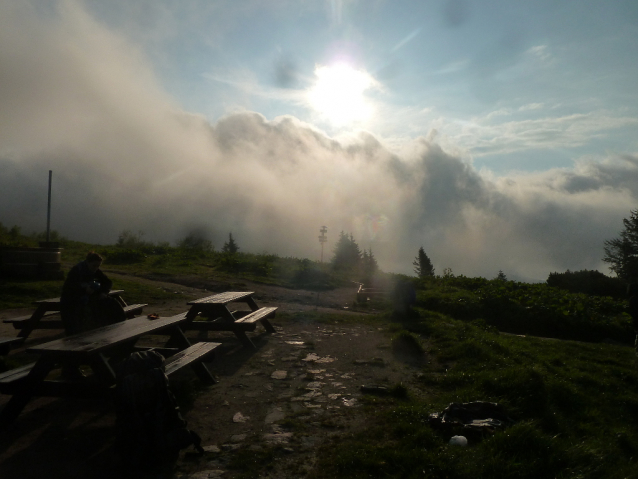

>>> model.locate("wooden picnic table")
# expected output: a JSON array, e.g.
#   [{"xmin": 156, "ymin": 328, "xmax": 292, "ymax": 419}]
[
  {"xmin": 0, "ymin": 313, "xmax": 218, "ymax": 429},
  {"xmin": 184, "ymin": 291, "xmax": 277, "ymax": 349},
  {"xmin": 2, "ymin": 290, "xmax": 147, "ymax": 339}
]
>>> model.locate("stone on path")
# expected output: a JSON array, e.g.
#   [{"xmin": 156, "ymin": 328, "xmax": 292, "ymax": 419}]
[
  {"xmin": 271, "ymin": 370, "xmax": 288, "ymax": 380},
  {"xmin": 233, "ymin": 412, "xmax": 250, "ymax": 423},
  {"xmin": 315, "ymin": 356, "xmax": 336, "ymax": 363},
  {"xmin": 303, "ymin": 390, "xmax": 322, "ymax": 399},
  {"xmin": 265, "ymin": 407, "xmax": 286, "ymax": 424},
  {"xmin": 221, "ymin": 444, "xmax": 241, "ymax": 451},
  {"xmin": 263, "ymin": 432, "xmax": 294, "ymax": 445}
]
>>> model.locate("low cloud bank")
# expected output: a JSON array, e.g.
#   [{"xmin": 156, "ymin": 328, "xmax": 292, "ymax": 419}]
[{"xmin": 1, "ymin": 1, "xmax": 636, "ymax": 281}]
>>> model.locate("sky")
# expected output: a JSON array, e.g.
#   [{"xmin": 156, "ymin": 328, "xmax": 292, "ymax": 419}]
[{"xmin": 1, "ymin": 0, "xmax": 637, "ymax": 282}]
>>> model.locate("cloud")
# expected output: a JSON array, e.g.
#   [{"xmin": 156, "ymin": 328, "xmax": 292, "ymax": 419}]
[
  {"xmin": 519, "ymin": 103, "xmax": 544, "ymax": 112},
  {"xmin": 1, "ymin": 0, "xmax": 637, "ymax": 282},
  {"xmin": 452, "ymin": 111, "xmax": 638, "ymax": 157},
  {"xmin": 526, "ymin": 45, "xmax": 552, "ymax": 64}
]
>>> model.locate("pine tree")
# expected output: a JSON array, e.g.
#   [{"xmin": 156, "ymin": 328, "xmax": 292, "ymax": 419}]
[
  {"xmin": 222, "ymin": 232, "xmax": 239, "ymax": 254},
  {"xmin": 332, "ymin": 231, "xmax": 362, "ymax": 270},
  {"xmin": 413, "ymin": 247, "xmax": 435, "ymax": 278},
  {"xmin": 495, "ymin": 270, "xmax": 507, "ymax": 281},
  {"xmin": 603, "ymin": 209, "xmax": 638, "ymax": 281},
  {"xmin": 367, "ymin": 248, "xmax": 378, "ymax": 275},
  {"xmin": 362, "ymin": 248, "xmax": 378, "ymax": 279}
]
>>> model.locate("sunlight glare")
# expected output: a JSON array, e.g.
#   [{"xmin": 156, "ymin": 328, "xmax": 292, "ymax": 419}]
[{"xmin": 308, "ymin": 63, "xmax": 376, "ymax": 126}]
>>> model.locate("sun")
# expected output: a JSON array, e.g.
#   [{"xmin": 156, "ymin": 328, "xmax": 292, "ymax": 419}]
[{"xmin": 308, "ymin": 63, "xmax": 376, "ymax": 126}]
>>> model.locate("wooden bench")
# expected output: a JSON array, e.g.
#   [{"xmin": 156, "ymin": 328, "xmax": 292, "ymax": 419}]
[
  {"xmin": 3, "ymin": 304, "xmax": 147, "ymax": 330},
  {"xmin": 356, "ymin": 284, "xmax": 387, "ymax": 302},
  {"xmin": 0, "ymin": 337, "xmax": 25, "ymax": 355},
  {"xmin": 3, "ymin": 311, "xmax": 60, "ymax": 327},
  {"xmin": 0, "ymin": 342, "xmax": 221, "ymax": 396},
  {"xmin": 236, "ymin": 307, "xmax": 278, "ymax": 329},
  {"xmin": 123, "ymin": 303, "xmax": 147, "ymax": 318},
  {"xmin": 164, "ymin": 342, "xmax": 220, "ymax": 377},
  {"xmin": 0, "ymin": 362, "xmax": 36, "ymax": 394}
]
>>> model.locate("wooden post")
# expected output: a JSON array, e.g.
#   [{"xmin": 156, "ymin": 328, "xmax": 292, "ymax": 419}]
[{"xmin": 46, "ymin": 170, "xmax": 52, "ymax": 243}]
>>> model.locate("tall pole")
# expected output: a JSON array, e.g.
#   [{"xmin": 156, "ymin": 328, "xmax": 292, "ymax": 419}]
[
  {"xmin": 46, "ymin": 170, "xmax": 52, "ymax": 243},
  {"xmin": 318, "ymin": 226, "xmax": 327, "ymax": 263}
]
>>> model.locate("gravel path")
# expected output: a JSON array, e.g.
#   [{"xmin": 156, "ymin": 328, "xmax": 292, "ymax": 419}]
[{"xmin": 0, "ymin": 276, "xmax": 423, "ymax": 479}]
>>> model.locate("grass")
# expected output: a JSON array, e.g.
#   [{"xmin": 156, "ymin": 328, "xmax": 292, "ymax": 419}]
[
  {"xmin": 308, "ymin": 309, "xmax": 638, "ymax": 479},
  {"xmin": 392, "ymin": 330, "xmax": 425, "ymax": 355},
  {"xmin": 3, "ymin": 230, "xmax": 637, "ymax": 477},
  {"xmin": 0, "ymin": 278, "xmax": 67, "ymax": 309},
  {"xmin": 416, "ymin": 275, "xmax": 631, "ymax": 344}
]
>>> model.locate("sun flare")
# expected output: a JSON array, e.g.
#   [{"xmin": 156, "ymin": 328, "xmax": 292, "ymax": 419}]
[{"xmin": 308, "ymin": 63, "xmax": 376, "ymax": 126}]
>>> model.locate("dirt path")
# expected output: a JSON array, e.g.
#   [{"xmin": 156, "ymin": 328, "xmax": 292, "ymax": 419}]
[{"xmin": 0, "ymin": 276, "xmax": 423, "ymax": 479}]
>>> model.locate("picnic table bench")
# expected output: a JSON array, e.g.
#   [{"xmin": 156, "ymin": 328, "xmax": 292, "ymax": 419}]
[
  {"xmin": 184, "ymin": 291, "xmax": 277, "ymax": 349},
  {"xmin": 356, "ymin": 284, "xmax": 387, "ymax": 302},
  {"xmin": 0, "ymin": 337, "xmax": 24, "ymax": 355},
  {"xmin": 2, "ymin": 290, "xmax": 147, "ymax": 339},
  {"xmin": 0, "ymin": 313, "xmax": 218, "ymax": 428}
]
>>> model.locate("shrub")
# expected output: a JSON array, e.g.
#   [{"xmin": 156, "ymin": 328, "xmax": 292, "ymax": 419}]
[{"xmin": 546, "ymin": 269, "xmax": 626, "ymax": 298}]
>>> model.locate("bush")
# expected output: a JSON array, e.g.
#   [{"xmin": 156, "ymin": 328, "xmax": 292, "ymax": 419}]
[
  {"xmin": 102, "ymin": 249, "xmax": 146, "ymax": 265},
  {"xmin": 177, "ymin": 232, "xmax": 214, "ymax": 253},
  {"xmin": 292, "ymin": 259, "xmax": 332, "ymax": 289},
  {"xmin": 547, "ymin": 269, "xmax": 626, "ymax": 298}
]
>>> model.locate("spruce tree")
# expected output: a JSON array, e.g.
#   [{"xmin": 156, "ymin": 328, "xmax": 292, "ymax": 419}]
[
  {"xmin": 603, "ymin": 209, "xmax": 638, "ymax": 281},
  {"xmin": 362, "ymin": 248, "xmax": 378, "ymax": 279},
  {"xmin": 332, "ymin": 231, "xmax": 362, "ymax": 270},
  {"xmin": 413, "ymin": 247, "xmax": 435, "ymax": 278},
  {"xmin": 367, "ymin": 248, "xmax": 378, "ymax": 275},
  {"xmin": 222, "ymin": 232, "xmax": 239, "ymax": 254}
]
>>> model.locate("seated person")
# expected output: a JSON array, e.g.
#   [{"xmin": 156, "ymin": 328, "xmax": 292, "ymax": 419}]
[{"xmin": 60, "ymin": 251, "xmax": 125, "ymax": 336}]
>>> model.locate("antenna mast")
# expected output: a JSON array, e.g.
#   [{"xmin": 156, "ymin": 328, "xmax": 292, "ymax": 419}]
[{"xmin": 318, "ymin": 226, "xmax": 328, "ymax": 263}]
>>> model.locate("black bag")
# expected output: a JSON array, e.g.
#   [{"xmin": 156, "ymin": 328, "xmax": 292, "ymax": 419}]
[
  {"xmin": 114, "ymin": 351, "xmax": 204, "ymax": 466},
  {"xmin": 92, "ymin": 295, "xmax": 126, "ymax": 328}
]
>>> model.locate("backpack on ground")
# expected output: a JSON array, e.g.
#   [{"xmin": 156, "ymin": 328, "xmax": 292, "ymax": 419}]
[{"xmin": 114, "ymin": 350, "xmax": 204, "ymax": 467}]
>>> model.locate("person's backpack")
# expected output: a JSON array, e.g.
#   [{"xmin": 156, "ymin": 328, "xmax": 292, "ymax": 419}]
[{"xmin": 114, "ymin": 350, "xmax": 204, "ymax": 467}]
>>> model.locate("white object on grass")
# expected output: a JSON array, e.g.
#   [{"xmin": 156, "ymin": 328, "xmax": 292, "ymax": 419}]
[{"xmin": 449, "ymin": 435, "xmax": 468, "ymax": 446}]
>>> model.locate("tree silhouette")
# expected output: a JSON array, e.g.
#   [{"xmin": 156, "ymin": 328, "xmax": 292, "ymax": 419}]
[
  {"xmin": 362, "ymin": 247, "xmax": 378, "ymax": 279},
  {"xmin": 495, "ymin": 270, "xmax": 507, "ymax": 281},
  {"xmin": 222, "ymin": 232, "xmax": 239, "ymax": 254},
  {"xmin": 413, "ymin": 247, "xmax": 435, "ymax": 278},
  {"xmin": 332, "ymin": 231, "xmax": 361, "ymax": 270},
  {"xmin": 603, "ymin": 209, "xmax": 638, "ymax": 281}
]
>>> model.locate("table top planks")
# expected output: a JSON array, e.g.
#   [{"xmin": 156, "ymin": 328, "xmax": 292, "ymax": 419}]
[
  {"xmin": 27, "ymin": 313, "xmax": 187, "ymax": 356},
  {"xmin": 187, "ymin": 291, "xmax": 254, "ymax": 306}
]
